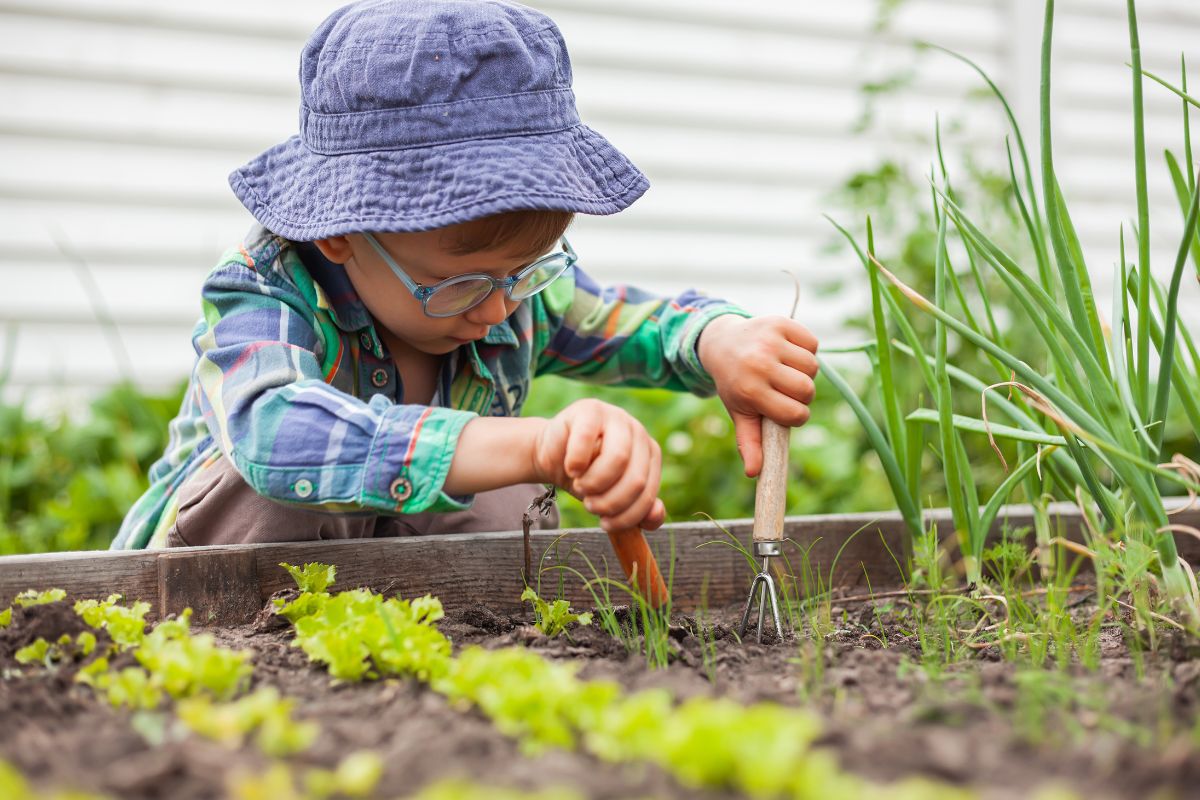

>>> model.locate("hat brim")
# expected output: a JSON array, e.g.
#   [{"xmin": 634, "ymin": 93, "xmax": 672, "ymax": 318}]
[{"xmin": 228, "ymin": 124, "xmax": 649, "ymax": 241}]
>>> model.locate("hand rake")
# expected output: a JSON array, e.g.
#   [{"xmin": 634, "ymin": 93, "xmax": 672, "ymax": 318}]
[{"xmin": 738, "ymin": 418, "xmax": 790, "ymax": 643}]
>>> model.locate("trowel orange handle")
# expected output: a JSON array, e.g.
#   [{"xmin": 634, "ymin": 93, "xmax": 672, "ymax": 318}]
[{"xmin": 607, "ymin": 526, "xmax": 669, "ymax": 608}]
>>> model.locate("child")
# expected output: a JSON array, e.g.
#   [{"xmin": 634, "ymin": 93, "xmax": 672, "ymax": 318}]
[{"xmin": 113, "ymin": 0, "xmax": 819, "ymax": 550}]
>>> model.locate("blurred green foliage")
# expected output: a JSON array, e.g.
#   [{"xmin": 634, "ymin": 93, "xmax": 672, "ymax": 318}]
[
  {"xmin": 0, "ymin": 382, "xmax": 184, "ymax": 554},
  {"xmin": 0, "ymin": 373, "xmax": 896, "ymax": 554}
]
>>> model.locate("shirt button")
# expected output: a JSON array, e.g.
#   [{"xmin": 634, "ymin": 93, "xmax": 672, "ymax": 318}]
[
  {"xmin": 360, "ymin": 332, "xmax": 375, "ymax": 352},
  {"xmin": 390, "ymin": 477, "xmax": 413, "ymax": 502},
  {"xmin": 371, "ymin": 368, "xmax": 389, "ymax": 388},
  {"xmin": 294, "ymin": 478, "xmax": 314, "ymax": 498}
]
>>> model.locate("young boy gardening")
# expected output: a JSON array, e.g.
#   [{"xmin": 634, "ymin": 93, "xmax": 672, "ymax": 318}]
[{"xmin": 113, "ymin": 0, "xmax": 819, "ymax": 550}]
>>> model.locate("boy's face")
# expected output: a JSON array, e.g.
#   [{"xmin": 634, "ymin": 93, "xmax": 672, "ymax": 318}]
[{"xmin": 314, "ymin": 229, "xmax": 531, "ymax": 356}]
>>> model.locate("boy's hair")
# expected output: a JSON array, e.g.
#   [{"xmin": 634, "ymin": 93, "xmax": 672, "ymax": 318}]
[{"xmin": 439, "ymin": 210, "xmax": 574, "ymax": 260}]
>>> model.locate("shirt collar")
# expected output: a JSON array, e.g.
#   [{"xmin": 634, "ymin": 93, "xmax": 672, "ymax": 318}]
[
  {"xmin": 481, "ymin": 323, "xmax": 519, "ymax": 347},
  {"xmin": 292, "ymin": 239, "xmax": 373, "ymax": 332}
]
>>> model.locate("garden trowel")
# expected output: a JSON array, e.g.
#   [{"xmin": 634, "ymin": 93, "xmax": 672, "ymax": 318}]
[{"xmin": 607, "ymin": 525, "xmax": 669, "ymax": 608}]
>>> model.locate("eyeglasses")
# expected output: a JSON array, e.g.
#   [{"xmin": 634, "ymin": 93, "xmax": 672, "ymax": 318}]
[{"xmin": 362, "ymin": 232, "xmax": 577, "ymax": 318}]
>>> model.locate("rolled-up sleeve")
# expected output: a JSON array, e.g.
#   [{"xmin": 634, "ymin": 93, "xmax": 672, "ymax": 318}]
[
  {"xmin": 533, "ymin": 266, "xmax": 751, "ymax": 395},
  {"xmin": 194, "ymin": 262, "xmax": 476, "ymax": 514}
]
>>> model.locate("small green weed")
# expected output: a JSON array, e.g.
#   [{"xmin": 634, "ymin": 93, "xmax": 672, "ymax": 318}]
[{"xmin": 521, "ymin": 586, "xmax": 592, "ymax": 638}]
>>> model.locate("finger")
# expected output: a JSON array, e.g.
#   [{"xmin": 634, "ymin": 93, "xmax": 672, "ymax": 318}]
[
  {"xmin": 636, "ymin": 439, "xmax": 664, "ymax": 531},
  {"xmin": 534, "ymin": 415, "xmax": 571, "ymax": 486},
  {"xmin": 732, "ymin": 411, "xmax": 763, "ymax": 478},
  {"xmin": 577, "ymin": 414, "xmax": 634, "ymax": 495},
  {"xmin": 760, "ymin": 390, "xmax": 811, "ymax": 428},
  {"xmin": 563, "ymin": 409, "xmax": 604, "ymax": 479},
  {"xmin": 638, "ymin": 497, "xmax": 666, "ymax": 531},
  {"xmin": 780, "ymin": 342, "xmax": 819, "ymax": 377},
  {"xmin": 587, "ymin": 427, "xmax": 651, "ymax": 522},
  {"xmin": 769, "ymin": 366, "xmax": 816, "ymax": 406},
  {"xmin": 599, "ymin": 436, "xmax": 662, "ymax": 531},
  {"xmin": 779, "ymin": 319, "xmax": 818, "ymax": 352}
]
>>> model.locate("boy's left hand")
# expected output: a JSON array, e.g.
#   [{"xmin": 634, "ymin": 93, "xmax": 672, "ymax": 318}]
[{"xmin": 697, "ymin": 314, "xmax": 819, "ymax": 478}]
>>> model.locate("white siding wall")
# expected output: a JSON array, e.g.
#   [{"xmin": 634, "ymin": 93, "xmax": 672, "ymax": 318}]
[{"xmin": 0, "ymin": 0, "xmax": 1197, "ymax": 399}]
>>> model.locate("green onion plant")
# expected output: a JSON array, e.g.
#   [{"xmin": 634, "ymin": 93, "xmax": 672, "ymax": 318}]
[{"xmin": 823, "ymin": 0, "xmax": 1200, "ymax": 623}]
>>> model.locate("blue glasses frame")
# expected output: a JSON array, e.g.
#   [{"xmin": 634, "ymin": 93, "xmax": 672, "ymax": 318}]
[{"xmin": 362, "ymin": 232, "xmax": 577, "ymax": 318}]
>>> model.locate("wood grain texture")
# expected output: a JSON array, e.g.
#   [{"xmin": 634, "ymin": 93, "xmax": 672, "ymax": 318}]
[
  {"xmin": 1, "ymin": 504, "xmax": 1197, "ymax": 625},
  {"xmin": 0, "ymin": 549, "xmax": 159, "ymax": 608},
  {"xmin": 752, "ymin": 419, "xmax": 790, "ymax": 544},
  {"xmin": 158, "ymin": 548, "xmax": 261, "ymax": 626}
]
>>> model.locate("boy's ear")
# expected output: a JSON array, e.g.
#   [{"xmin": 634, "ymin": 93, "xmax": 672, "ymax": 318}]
[{"xmin": 312, "ymin": 235, "xmax": 355, "ymax": 265}]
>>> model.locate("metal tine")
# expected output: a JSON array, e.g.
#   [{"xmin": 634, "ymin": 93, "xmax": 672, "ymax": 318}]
[{"xmin": 737, "ymin": 556, "xmax": 785, "ymax": 643}]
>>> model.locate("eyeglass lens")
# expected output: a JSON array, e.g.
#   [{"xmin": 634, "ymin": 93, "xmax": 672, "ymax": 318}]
[{"xmin": 423, "ymin": 254, "xmax": 571, "ymax": 316}]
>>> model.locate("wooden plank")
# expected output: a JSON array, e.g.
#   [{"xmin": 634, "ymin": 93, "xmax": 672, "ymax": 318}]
[
  {"xmin": 0, "ymin": 549, "xmax": 159, "ymax": 608},
  {"xmin": 0, "ymin": 504, "xmax": 1197, "ymax": 625},
  {"xmin": 158, "ymin": 549, "xmax": 260, "ymax": 626}
]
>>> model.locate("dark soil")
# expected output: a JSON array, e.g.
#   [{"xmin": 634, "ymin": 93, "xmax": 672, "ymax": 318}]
[{"xmin": 2, "ymin": 590, "xmax": 1199, "ymax": 800}]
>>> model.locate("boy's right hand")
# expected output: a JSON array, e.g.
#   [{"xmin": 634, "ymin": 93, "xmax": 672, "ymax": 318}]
[{"xmin": 532, "ymin": 399, "xmax": 666, "ymax": 533}]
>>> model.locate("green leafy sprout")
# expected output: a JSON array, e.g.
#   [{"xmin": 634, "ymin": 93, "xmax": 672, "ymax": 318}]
[
  {"xmin": 12, "ymin": 588, "xmax": 66, "ymax": 607},
  {"xmin": 520, "ymin": 586, "xmax": 592, "ymax": 638},
  {"xmin": 273, "ymin": 563, "xmax": 972, "ymax": 800}
]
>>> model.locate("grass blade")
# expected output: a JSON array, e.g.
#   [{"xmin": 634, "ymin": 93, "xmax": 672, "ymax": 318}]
[
  {"xmin": 1003, "ymin": 137, "xmax": 1054, "ymax": 296},
  {"xmin": 1110, "ymin": 242, "xmax": 1155, "ymax": 453},
  {"xmin": 921, "ymin": 43, "xmax": 1047, "ymax": 251},
  {"xmin": 942, "ymin": 199, "xmax": 1119, "ymax": 428},
  {"xmin": 1127, "ymin": 0, "xmax": 1154, "ymax": 416},
  {"xmin": 978, "ymin": 449, "xmax": 1052, "ymax": 544},
  {"xmin": 892, "ymin": 340, "xmax": 1114, "ymax": 509},
  {"xmin": 1150, "ymin": 163, "xmax": 1200, "ymax": 455},
  {"xmin": 1125, "ymin": 271, "xmax": 1200, "ymax": 456},
  {"xmin": 1142, "ymin": 67, "xmax": 1200, "ymax": 110},
  {"xmin": 932, "ymin": 206, "xmax": 978, "ymax": 581},
  {"xmin": 1164, "ymin": 150, "xmax": 1200, "ymax": 274},
  {"xmin": 1184, "ymin": 55, "xmax": 1195, "ymax": 192},
  {"xmin": 1039, "ymin": 1, "xmax": 1113, "ymax": 389},
  {"xmin": 866, "ymin": 218, "xmax": 909, "ymax": 477},
  {"xmin": 905, "ymin": 409, "xmax": 1067, "ymax": 446},
  {"xmin": 818, "ymin": 356, "xmax": 923, "ymax": 539}
]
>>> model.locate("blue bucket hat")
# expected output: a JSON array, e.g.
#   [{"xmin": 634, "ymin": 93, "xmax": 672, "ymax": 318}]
[{"xmin": 229, "ymin": 0, "xmax": 649, "ymax": 241}]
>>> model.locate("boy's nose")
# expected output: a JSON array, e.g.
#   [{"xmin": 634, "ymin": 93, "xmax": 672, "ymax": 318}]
[{"xmin": 468, "ymin": 288, "xmax": 510, "ymax": 326}]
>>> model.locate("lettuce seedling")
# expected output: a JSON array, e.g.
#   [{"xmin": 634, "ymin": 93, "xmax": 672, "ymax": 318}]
[
  {"xmin": 86, "ymin": 666, "xmax": 164, "ymax": 711},
  {"xmin": 436, "ymin": 646, "xmax": 613, "ymax": 754},
  {"xmin": 226, "ymin": 752, "xmax": 383, "ymax": 800},
  {"xmin": 12, "ymin": 588, "xmax": 66, "ymax": 607},
  {"xmin": 281, "ymin": 562, "xmax": 337, "ymax": 594},
  {"xmin": 15, "ymin": 631, "xmax": 97, "ymax": 667},
  {"xmin": 288, "ymin": 588, "xmax": 450, "ymax": 682},
  {"xmin": 275, "ymin": 562, "xmax": 339, "ymax": 623},
  {"xmin": 135, "ymin": 610, "xmax": 252, "ymax": 701},
  {"xmin": 302, "ymin": 751, "xmax": 383, "ymax": 799},
  {"xmin": 274, "ymin": 592, "xmax": 329, "ymax": 623},
  {"xmin": 520, "ymin": 587, "xmax": 592, "ymax": 638},
  {"xmin": 0, "ymin": 607, "xmax": 11, "ymax": 628},
  {"xmin": 177, "ymin": 687, "xmax": 318, "ymax": 757},
  {"xmin": 14, "ymin": 638, "xmax": 51, "ymax": 665},
  {"xmin": 75, "ymin": 594, "xmax": 150, "ymax": 649}
]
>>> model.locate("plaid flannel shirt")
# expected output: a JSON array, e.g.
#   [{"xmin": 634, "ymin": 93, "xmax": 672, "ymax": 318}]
[{"xmin": 113, "ymin": 224, "xmax": 750, "ymax": 549}]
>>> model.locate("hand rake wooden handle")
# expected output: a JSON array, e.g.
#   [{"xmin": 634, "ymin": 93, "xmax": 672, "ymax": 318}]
[
  {"xmin": 607, "ymin": 527, "xmax": 669, "ymax": 608},
  {"xmin": 752, "ymin": 418, "xmax": 790, "ymax": 555}
]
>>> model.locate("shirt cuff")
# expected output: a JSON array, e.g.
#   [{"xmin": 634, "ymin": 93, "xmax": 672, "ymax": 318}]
[
  {"xmin": 674, "ymin": 304, "xmax": 754, "ymax": 396},
  {"xmin": 361, "ymin": 401, "xmax": 478, "ymax": 514}
]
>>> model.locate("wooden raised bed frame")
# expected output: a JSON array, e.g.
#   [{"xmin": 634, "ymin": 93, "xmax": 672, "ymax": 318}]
[{"xmin": 2, "ymin": 504, "xmax": 1198, "ymax": 626}]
